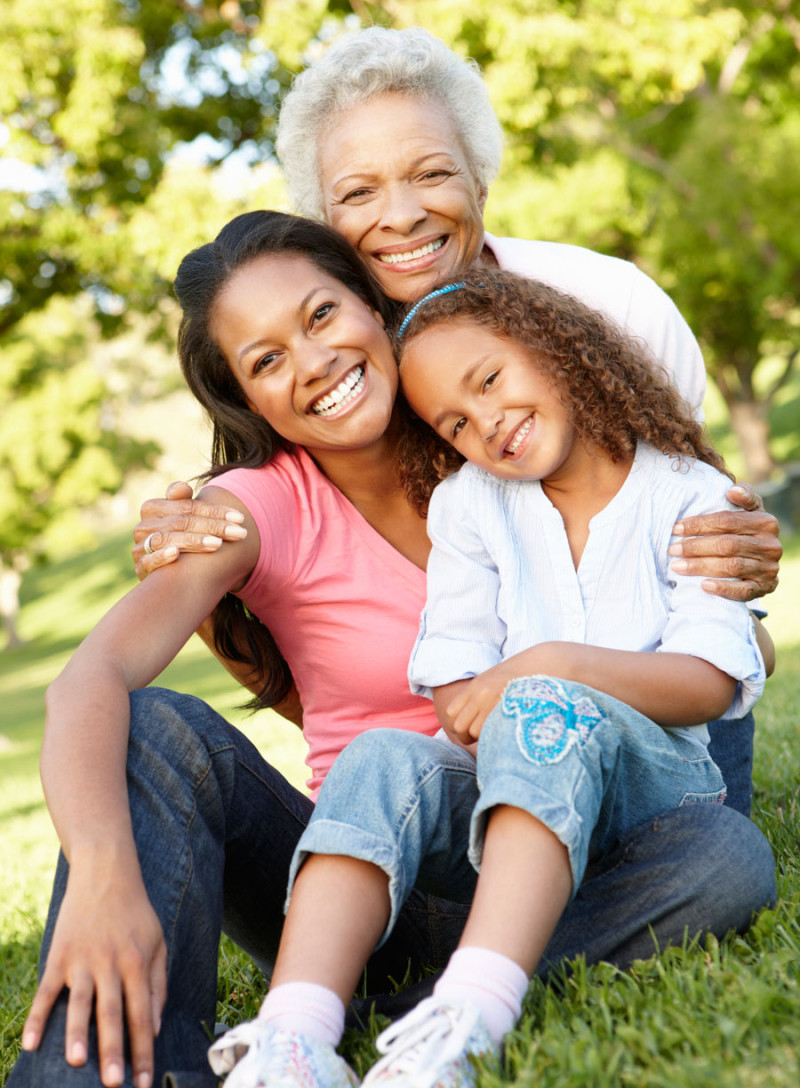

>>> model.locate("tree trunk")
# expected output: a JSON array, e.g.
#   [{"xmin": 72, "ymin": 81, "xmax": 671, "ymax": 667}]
[{"xmin": 727, "ymin": 399, "xmax": 776, "ymax": 484}]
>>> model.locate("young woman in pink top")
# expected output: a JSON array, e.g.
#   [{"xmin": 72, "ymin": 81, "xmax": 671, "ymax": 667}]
[{"xmin": 11, "ymin": 211, "xmax": 776, "ymax": 1088}]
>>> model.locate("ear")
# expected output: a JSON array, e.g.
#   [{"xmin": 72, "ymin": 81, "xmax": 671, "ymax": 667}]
[{"xmin": 371, "ymin": 308, "xmax": 386, "ymax": 328}]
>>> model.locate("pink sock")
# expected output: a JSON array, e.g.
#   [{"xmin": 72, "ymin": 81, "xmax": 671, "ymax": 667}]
[
  {"xmin": 258, "ymin": 981, "xmax": 345, "ymax": 1048},
  {"xmin": 433, "ymin": 946, "xmax": 529, "ymax": 1045}
]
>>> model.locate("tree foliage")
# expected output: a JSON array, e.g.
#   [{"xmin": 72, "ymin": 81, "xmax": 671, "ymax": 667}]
[{"xmin": 2, "ymin": 1, "xmax": 799, "ymax": 638}]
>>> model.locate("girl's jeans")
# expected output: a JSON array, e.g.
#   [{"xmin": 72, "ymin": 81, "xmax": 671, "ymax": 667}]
[
  {"xmin": 289, "ymin": 679, "xmax": 729, "ymax": 942},
  {"xmin": 9, "ymin": 687, "xmax": 775, "ymax": 1088}
]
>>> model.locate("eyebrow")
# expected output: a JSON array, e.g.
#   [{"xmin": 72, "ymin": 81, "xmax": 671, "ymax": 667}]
[
  {"xmin": 431, "ymin": 355, "xmax": 489, "ymax": 429},
  {"xmin": 333, "ymin": 151, "xmax": 456, "ymax": 190},
  {"xmin": 237, "ymin": 287, "xmax": 325, "ymax": 364}
]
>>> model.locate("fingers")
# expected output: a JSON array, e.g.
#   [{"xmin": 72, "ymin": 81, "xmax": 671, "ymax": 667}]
[
  {"xmin": 132, "ymin": 541, "xmax": 181, "ymax": 581},
  {"xmin": 699, "ymin": 578, "xmax": 769, "ymax": 603},
  {"xmin": 726, "ymin": 483, "xmax": 764, "ymax": 512},
  {"xmin": 165, "ymin": 480, "xmax": 193, "ymax": 501},
  {"xmin": 64, "ymin": 970, "xmax": 97, "ymax": 1070},
  {"xmin": 136, "ymin": 499, "xmax": 245, "ymax": 539},
  {"xmin": 120, "ymin": 946, "xmax": 159, "ymax": 1088},
  {"xmin": 21, "ymin": 966, "xmax": 65, "ymax": 1054},
  {"xmin": 669, "ymin": 533, "xmax": 781, "ymax": 596},
  {"xmin": 672, "ymin": 508, "xmax": 780, "ymax": 539}
]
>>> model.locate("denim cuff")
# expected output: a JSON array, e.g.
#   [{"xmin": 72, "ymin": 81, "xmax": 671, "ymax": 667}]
[
  {"xmin": 286, "ymin": 819, "xmax": 407, "ymax": 949},
  {"xmin": 468, "ymin": 773, "xmax": 586, "ymax": 897}
]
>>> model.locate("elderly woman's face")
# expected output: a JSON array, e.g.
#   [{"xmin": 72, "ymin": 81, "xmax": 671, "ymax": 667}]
[{"xmin": 318, "ymin": 93, "xmax": 487, "ymax": 304}]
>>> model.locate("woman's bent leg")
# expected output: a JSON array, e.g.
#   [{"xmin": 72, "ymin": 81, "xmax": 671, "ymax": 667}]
[
  {"xmin": 707, "ymin": 711, "xmax": 755, "ymax": 817},
  {"xmin": 541, "ymin": 801, "xmax": 776, "ymax": 974},
  {"xmin": 8, "ymin": 688, "xmax": 313, "ymax": 1088}
]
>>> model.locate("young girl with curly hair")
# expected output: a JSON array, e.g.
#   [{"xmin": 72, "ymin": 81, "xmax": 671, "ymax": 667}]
[{"xmin": 209, "ymin": 268, "xmax": 766, "ymax": 1088}]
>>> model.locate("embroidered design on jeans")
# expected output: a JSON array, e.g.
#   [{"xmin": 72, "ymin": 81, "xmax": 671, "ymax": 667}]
[{"xmin": 503, "ymin": 677, "xmax": 605, "ymax": 766}]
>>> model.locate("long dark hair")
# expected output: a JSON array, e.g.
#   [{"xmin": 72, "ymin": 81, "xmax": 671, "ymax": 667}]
[
  {"xmin": 175, "ymin": 210, "xmax": 396, "ymax": 710},
  {"xmin": 395, "ymin": 268, "xmax": 730, "ymax": 514}
]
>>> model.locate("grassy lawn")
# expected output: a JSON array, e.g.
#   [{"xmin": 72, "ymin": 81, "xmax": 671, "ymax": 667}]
[{"xmin": 1, "ymin": 530, "xmax": 798, "ymax": 1085}]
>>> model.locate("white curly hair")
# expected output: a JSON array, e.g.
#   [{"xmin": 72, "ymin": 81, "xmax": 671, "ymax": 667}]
[{"xmin": 275, "ymin": 25, "xmax": 504, "ymax": 220}]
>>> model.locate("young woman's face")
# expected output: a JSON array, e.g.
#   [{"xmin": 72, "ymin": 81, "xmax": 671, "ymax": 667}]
[
  {"xmin": 318, "ymin": 93, "xmax": 487, "ymax": 304},
  {"xmin": 401, "ymin": 319, "xmax": 584, "ymax": 484},
  {"xmin": 211, "ymin": 254, "xmax": 399, "ymax": 456}
]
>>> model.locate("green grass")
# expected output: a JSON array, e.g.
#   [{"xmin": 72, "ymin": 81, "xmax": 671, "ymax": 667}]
[{"xmin": 1, "ymin": 531, "xmax": 799, "ymax": 1085}]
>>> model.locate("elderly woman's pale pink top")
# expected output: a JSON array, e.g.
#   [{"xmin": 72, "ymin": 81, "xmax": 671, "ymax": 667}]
[{"xmin": 215, "ymin": 447, "xmax": 435, "ymax": 798}]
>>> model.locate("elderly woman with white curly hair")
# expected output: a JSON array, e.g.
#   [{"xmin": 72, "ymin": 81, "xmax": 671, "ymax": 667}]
[{"xmin": 13, "ymin": 24, "xmax": 779, "ymax": 1088}]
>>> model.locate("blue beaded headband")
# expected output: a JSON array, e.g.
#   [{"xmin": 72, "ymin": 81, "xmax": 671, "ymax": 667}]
[{"xmin": 396, "ymin": 282, "xmax": 467, "ymax": 340}]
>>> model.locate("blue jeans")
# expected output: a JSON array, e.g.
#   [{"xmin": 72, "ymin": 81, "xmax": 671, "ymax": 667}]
[
  {"xmin": 8, "ymin": 688, "xmax": 775, "ymax": 1088},
  {"xmin": 291, "ymin": 679, "xmax": 728, "ymax": 940}
]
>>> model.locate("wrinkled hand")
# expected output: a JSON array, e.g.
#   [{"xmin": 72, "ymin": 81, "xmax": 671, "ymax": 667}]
[
  {"xmin": 21, "ymin": 862, "xmax": 167, "ymax": 1088},
  {"xmin": 669, "ymin": 484, "xmax": 781, "ymax": 602},
  {"xmin": 132, "ymin": 481, "xmax": 247, "ymax": 580}
]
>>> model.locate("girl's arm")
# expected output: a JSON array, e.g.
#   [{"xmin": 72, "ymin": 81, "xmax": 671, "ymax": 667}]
[
  {"xmin": 434, "ymin": 643, "xmax": 737, "ymax": 745},
  {"xmin": 24, "ymin": 486, "xmax": 259, "ymax": 1088}
]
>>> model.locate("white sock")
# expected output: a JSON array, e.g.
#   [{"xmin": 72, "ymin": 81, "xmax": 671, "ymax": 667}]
[
  {"xmin": 258, "ymin": 981, "xmax": 345, "ymax": 1048},
  {"xmin": 433, "ymin": 946, "xmax": 529, "ymax": 1045}
]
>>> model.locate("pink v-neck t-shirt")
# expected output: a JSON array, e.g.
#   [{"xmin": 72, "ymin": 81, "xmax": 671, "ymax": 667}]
[{"xmin": 214, "ymin": 447, "xmax": 436, "ymax": 797}]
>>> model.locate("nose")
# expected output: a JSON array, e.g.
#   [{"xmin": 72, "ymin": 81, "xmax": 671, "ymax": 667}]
[
  {"xmin": 476, "ymin": 405, "xmax": 502, "ymax": 443},
  {"xmin": 296, "ymin": 339, "xmax": 337, "ymax": 384},
  {"xmin": 378, "ymin": 183, "xmax": 426, "ymax": 235}
]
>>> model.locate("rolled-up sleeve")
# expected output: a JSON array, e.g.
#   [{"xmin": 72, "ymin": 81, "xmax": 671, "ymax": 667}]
[
  {"xmin": 657, "ymin": 473, "xmax": 765, "ymax": 719},
  {"xmin": 408, "ymin": 473, "xmax": 506, "ymax": 698}
]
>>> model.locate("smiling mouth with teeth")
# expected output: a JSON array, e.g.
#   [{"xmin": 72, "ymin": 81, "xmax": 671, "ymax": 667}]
[
  {"xmin": 310, "ymin": 365, "xmax": 366, "ymax": 416},
  {"xmin": 377, "ymin": 238, "xmax": 445, "ymax": 265},
  {"xmin": 505, "ymin": 415, "xmax": 534, "ymax": 455}
]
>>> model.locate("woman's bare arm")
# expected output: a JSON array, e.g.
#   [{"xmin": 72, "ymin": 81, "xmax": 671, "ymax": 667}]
[
  {"xmin": 26, "ymin": 493, "xmax": 260, "ymax": 1088},
  {"xmin": 134, "ymin": 483, "xmax": 303, "ymax": 727}
]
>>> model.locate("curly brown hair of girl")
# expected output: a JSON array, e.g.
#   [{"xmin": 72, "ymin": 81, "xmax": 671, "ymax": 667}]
[{"xmin": 394, "ymin": 267, "xmax": 730, "ymax": 515}]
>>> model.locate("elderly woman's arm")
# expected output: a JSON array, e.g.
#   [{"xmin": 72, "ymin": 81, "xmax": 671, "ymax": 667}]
[{"xmin": 135, "ymin": 480, "xmax": 782, "ymax": 604}]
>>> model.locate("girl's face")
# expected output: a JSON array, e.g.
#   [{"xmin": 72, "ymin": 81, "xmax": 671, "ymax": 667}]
[
  {"xmin": 211, "ymin": 254, "xmax": 399, "ymax": 457},
  {"xmin": 318, "ymin": 93, "xmax": 487, "ymax": 304},
  {"xmin": 401, "ymin": 319, "xmax": 585, "ymax": 485}
]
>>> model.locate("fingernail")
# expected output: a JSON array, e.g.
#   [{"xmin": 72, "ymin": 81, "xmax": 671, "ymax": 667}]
[
  {"xmin": 671, "ymin": 559, "xmax": 688, "ymax": 572},
  {"xmin": 673, "ymin": 521, "xmax": 685, "ymax": 534},
  {"xmin": 226, "ymin": 510, "xmax": 245, "ymax": 523},
  {"xmin": 106, "ymin": 1061, "xmax": 124, "ymax": 1085},
  {"xmin": 135, "ymin": 1073, "xmax": 152, "ymax": 1088},
  {"xmin": 730, "ymin": 485, "xmax": 746, "ymax": 494},
  {"xmin": 224, "ymin": 525, "xmax": 247, "ymax": 540},
  {"xmin": 69, "ymin": 1041, "xmax": 87, "ymax": 1064},
  {"xmin": 21, "ymin": 1031, "xmax": 36, "ymax": 1051},
  {"xmin": 202, "ymin": 536, "xmax": 222, "ymax": 547},
  {"xmin": 164, "ymin": 546, "xmax": 178, "ymax": 558}
]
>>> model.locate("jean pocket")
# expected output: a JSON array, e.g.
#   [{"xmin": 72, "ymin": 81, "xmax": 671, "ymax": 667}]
[{"xmin": 679, "ymin": 787, "xmax": 727, "ymax": 806}]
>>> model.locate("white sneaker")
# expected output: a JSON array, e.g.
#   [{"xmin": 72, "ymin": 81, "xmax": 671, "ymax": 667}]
[
  {"xmin": 208, "ymin": 1019, "xmax": 360, "ymax": 1087},
  {"xmin": 361, "ymin": 997, "xmax": 497, "ymax": 1087}
]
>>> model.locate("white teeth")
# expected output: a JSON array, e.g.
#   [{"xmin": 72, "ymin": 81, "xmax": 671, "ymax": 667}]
[
  {"xmin": 506, "ymin": 415, "xmax": 533, "ymax": 454},
  {"xmin": 311, "ymin": 366, "xmax": 365, "ymax": 416},
  {"xmin": 378, "ymin": 238, "xmax": 445, "ymax": 265}
]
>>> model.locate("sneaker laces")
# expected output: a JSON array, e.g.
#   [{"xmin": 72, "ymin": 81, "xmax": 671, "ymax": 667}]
[
  {"xmin": 208, "ymin": 1018, "xmax": 277, "ymax": 1075},
  {"xmin": 369, "ymin": 998, "xmax": 483, "ymax": 1086}
]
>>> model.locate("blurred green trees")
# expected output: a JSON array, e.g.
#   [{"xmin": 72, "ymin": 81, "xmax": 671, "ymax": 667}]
[{"xmin": 2, "ymin": 0, "xmax": 799, "ymax": 642}]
